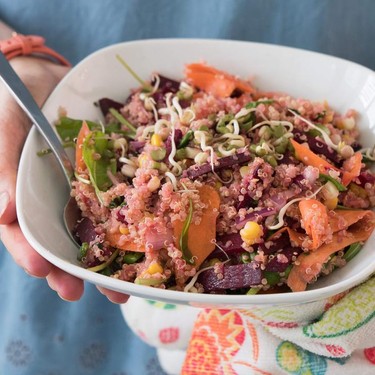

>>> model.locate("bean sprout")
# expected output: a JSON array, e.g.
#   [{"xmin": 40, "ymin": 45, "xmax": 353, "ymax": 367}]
[{"xmin": 267, "ymin": 186, "xmax": 324, "ymax": 230}]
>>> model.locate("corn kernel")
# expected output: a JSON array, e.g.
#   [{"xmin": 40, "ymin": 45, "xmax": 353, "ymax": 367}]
[
  {"xmin": 119, "ymin": 225, "xmax": 129, "ymax": 235},
  {"xmin": 147, "ymin": 262, "xmax": 163, "ymax": 275},
  {"xmin": 215, "ymin": 181, "xmax": 223, "ymax": 190},
  {"xmin": 324, "ymin": 197, "xmax": 338, "ymax": 210},
  {"xmin": 239, "ymin": 166, "xmax": 250, "ymax": 177},
  {"xmin": 240, "ymin": 221, "xmax": 263, "ymax": 245},
  {"xmin": 151, "ymin": 133, "xmax": 163, "ymax": 147},
  {"xmin": 138, "ymin": 154, "xmax": 149, "ymax": 168}
]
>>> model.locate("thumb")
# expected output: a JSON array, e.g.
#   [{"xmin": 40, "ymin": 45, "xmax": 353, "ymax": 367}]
[{"xmin": 0, "ymin": 105, "xmax": 29, "ymax": 224}]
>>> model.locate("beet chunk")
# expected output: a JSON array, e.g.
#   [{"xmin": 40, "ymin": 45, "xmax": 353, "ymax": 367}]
[
  {"xmin": 75, "ymin": 217, "xmax": 97, "ymax": 244},
  {"xmin": 198, "ymin": 262, "xmax": 262, "ymax": 292}
]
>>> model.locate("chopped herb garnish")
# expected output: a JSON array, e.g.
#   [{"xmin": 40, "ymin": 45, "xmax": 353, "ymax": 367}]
[
  {"xmin": 87, "ymin": 249, "xmax": 120, "ymax": 272},
  {"xmin": 78, "ymin": 242, "xmax": 89, "ymax": 261},
  {"xmin": 319, "ymin": 173, "xmax": 346, "ymax": 192},
  {"xmin": 180, "ymin": 198, "xmax": 195, "ymax": 265},
  {"xmin": 116, "ymin": 54, "xmax": 152, "ymax": 92},
  {"xmin": 82, "ymin": 131, "xmax": 117, "ymax": 199},
  {"xmin": 343, "ymin": 242, "xmax": 362, "ymax": 262},
  {"xmin": 108, "ymin": 108, "xmax": 137, "ymax": 139},
  {"xmin": 37, "ymin": 141, "xmax": 75, "ymax": 157},
  {"xmin": 245, "ymin": 99, "xmax": 274, "ymax": 109},
  {"xmin": 178, "ymin": 130, "xmax": 193, "ymax": 149},
  {"xmin": 123, "ymin": 251, "xmax": 144, "ymax": 264},
  {"xmin": 108, "ymin": 196, "xmax": 126, "ymax": 208}
]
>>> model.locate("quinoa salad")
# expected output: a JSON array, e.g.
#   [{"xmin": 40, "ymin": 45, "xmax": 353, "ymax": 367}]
[{"xmin": 53, "ymin": 60, "xmax": 375, "ymax": 294}]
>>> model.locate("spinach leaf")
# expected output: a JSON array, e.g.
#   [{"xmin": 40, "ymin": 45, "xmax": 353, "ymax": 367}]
[
  {"xmin": 82, "ymin": 131, "xmax": 117, "ymax": 196},
  {"xmin": 55, "ymin": 117, "xmax": 99, "ymax": 142}
]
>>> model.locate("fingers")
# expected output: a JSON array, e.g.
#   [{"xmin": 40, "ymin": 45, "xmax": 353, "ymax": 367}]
[
  {"xmin": 97, "ymin": 286, "xmax": 130, "ymax": 304},
  {"xmin": 1, "ymin": 221, "xmax": 83, "ymax": 301},
  {"xmin": 46, "ymin": 267, "xmax": 84, "ymax": 301},
  {"xmin": 0, "ymin": 221, "xmax": 52, "ymax": 277}
]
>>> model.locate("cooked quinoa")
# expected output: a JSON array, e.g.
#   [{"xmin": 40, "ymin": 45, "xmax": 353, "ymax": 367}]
[{"xmin": 55, "ymin": 62, "xmax": 375, "ymax": 294}]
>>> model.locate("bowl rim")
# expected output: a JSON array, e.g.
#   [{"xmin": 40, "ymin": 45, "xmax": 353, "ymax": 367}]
[{"xmin": 17, "ymin": 38, "xmax": 375, "ymax": 306}]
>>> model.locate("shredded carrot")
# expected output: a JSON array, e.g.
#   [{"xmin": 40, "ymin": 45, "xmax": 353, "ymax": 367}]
[
  {"xmin": 173, "ymin": 185, "xmax": 220, "ymax": 267},
  {"xmin": 329, "ymin": 209, "xmax": 372, "ymax": 232},
  {"xmin": 106, "ymin": 231, "xmax": 145, "ymax": 252},
  {"xmin": 290, "ymin": 139, "xmax": 338, "ymax": 174},
  {"xmin": 185, "ymin": 63, "xmax": 255, "ymax": 98},
  {"xmin": 287, "ymin": 210, "xmax": 375, "ymax": 292},
  {"xmin": 341, "ymin": 152, "xmax": 362, "ymax": 186},
  {"xmin": 75, "ymin": 121, "xmax": 91, "ymax": 173},
  {"xmin": 299, "ymin": 199, "xmax": 330, "ymax": 250}
]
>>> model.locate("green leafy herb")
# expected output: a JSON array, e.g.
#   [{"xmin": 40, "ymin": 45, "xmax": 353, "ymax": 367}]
[
  {"xmin": 108, "ymin": 196, "xmax": 126, "ymax": 208},
  {"xmin": 307, "ymin": 123, "xmax": 330, "ymax": 138},
  {"xmin": 178, "ymin": 130, "xmax": 194, "ymax": 149},
  {"xmin": 180, "ymin": 198, "xmax": 195, "ymax": 265},
  {"xmin": 108, "ymin": 108, "xmax": 137, "ymax": 139},
  {"xmin": 116, "ymin": 54, "xmax": 152, "ymax": 92},
  {"xmin": 336, "ymin": 204, "xmax": 352, "ymax": 210},
  {"xmin": 319, "ymin": 173, "xmax": 347, "ymax": 192},
  {"xmin": 37, "ymin": 141, "xmax": 75, "ymax": 156},
  {"xmin": 247, "ymin": 287, "xmax": 260, "ymax": 295},
  {"xmin": 343, "ymin": 242, "xmax": 362, "ymax": 262},
  {"xmin": 55, "ymin": 117, "xmax": 99, "ymax": 142},
  {"xmin": 123, "ymin": 251, "xmax": 144, "ymax": 264},
  {"xmin": 82, "ymin": 131, "xmax": 117, "ymax": 198},
  {"xmin": 78, "ymin": 242, "xmax": 89, "ymax": 261},
  {"xmin": 87, "ymin": 249, "xmax": 119, "ymax": 272},
  {"xmin": 245, "ymin": 99, "xmax": 274, "ymax": 109},
  {"xmin": 263, "ymin": 271, "xmax": 281, "ymax": 286}
]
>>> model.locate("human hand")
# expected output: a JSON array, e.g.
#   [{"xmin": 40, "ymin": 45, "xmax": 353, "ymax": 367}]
[{"xmin": 0, "ymin": 56, "xmax": 129, "ymax": 303}]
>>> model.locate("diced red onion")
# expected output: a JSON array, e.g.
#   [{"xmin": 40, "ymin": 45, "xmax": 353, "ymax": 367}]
[{"xmin": 235, "ymin": 207, "xmax": 276, "ymax": 230}]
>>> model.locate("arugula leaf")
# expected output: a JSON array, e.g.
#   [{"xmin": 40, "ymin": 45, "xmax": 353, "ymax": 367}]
[
  {"xmin": 55, "ymin": 116, "xmax": 134, "ymax": 143},
  {"xmin": 55, "ymin": 117, "xmax": 99, "ymax": 142},
  {"xmin": 82, "ymin": 131, "xmax": 117, "ymax": 196},
  {"xmin": 180, "ymin": 198, "xmax": 195, "ymax": 265}
]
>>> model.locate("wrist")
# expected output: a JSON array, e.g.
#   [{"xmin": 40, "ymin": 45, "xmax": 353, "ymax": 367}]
[
  {"xmin": 4, "ymin": 55, "xmax": 69, "ymax": 107},
  {"xmin": 0, "ymin": 33, "xmax": 71, "ymax": 67}
]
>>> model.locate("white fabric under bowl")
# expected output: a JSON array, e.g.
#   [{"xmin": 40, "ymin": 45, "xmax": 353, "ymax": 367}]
[{"xmin": 17, "ymin": 39, "xmax": 375, "ymax": 308}]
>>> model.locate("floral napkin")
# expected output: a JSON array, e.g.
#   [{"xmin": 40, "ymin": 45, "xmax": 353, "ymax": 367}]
[{"xmin": 121, "ymin": 276, "xmax": 375, "ymax": 375}]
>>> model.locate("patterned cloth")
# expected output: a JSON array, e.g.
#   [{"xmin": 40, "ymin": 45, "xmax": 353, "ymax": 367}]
[{"xmin": 122, "ymin": 277, "xmax": 375, "ymax": 375}]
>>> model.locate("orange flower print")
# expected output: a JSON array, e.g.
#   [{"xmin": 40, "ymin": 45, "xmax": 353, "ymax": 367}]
[
  {"xmin": 182, "ymin": 325, "xmax": 222, "ymax": 375},
  {"xmin": 182, "ymin": 309, "xmax": 245, "ymax": 374}
]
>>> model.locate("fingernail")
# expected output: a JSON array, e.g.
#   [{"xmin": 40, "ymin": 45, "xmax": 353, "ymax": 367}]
[{"xmin": 0, "ymin": 191, "xmax": 9, "ymax": 218}]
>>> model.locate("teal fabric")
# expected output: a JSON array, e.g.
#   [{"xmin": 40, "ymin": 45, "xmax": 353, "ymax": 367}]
[
  {"xmin": 0, "ymin": 0, "xmax": 374, "ymax": 69},
  {"xmin": 0, "ymin": 0, "xmax": 374, "ymax": 374}
]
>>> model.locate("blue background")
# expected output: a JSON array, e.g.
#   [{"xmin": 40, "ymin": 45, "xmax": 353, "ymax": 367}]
[{"xmin": 0, "ymin": 1, "xmax": 374, "ymax": 374}]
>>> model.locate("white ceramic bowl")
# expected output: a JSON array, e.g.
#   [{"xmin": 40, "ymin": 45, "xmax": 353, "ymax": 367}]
[{"xmin": 17, "ymin": 39, "xmax": 375, "ymax": 308}]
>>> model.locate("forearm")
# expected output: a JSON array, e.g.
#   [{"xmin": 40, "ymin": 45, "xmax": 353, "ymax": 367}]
[{"xmin": 0, "ymin": 20, "xmax": 14, "ymax": 39}]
